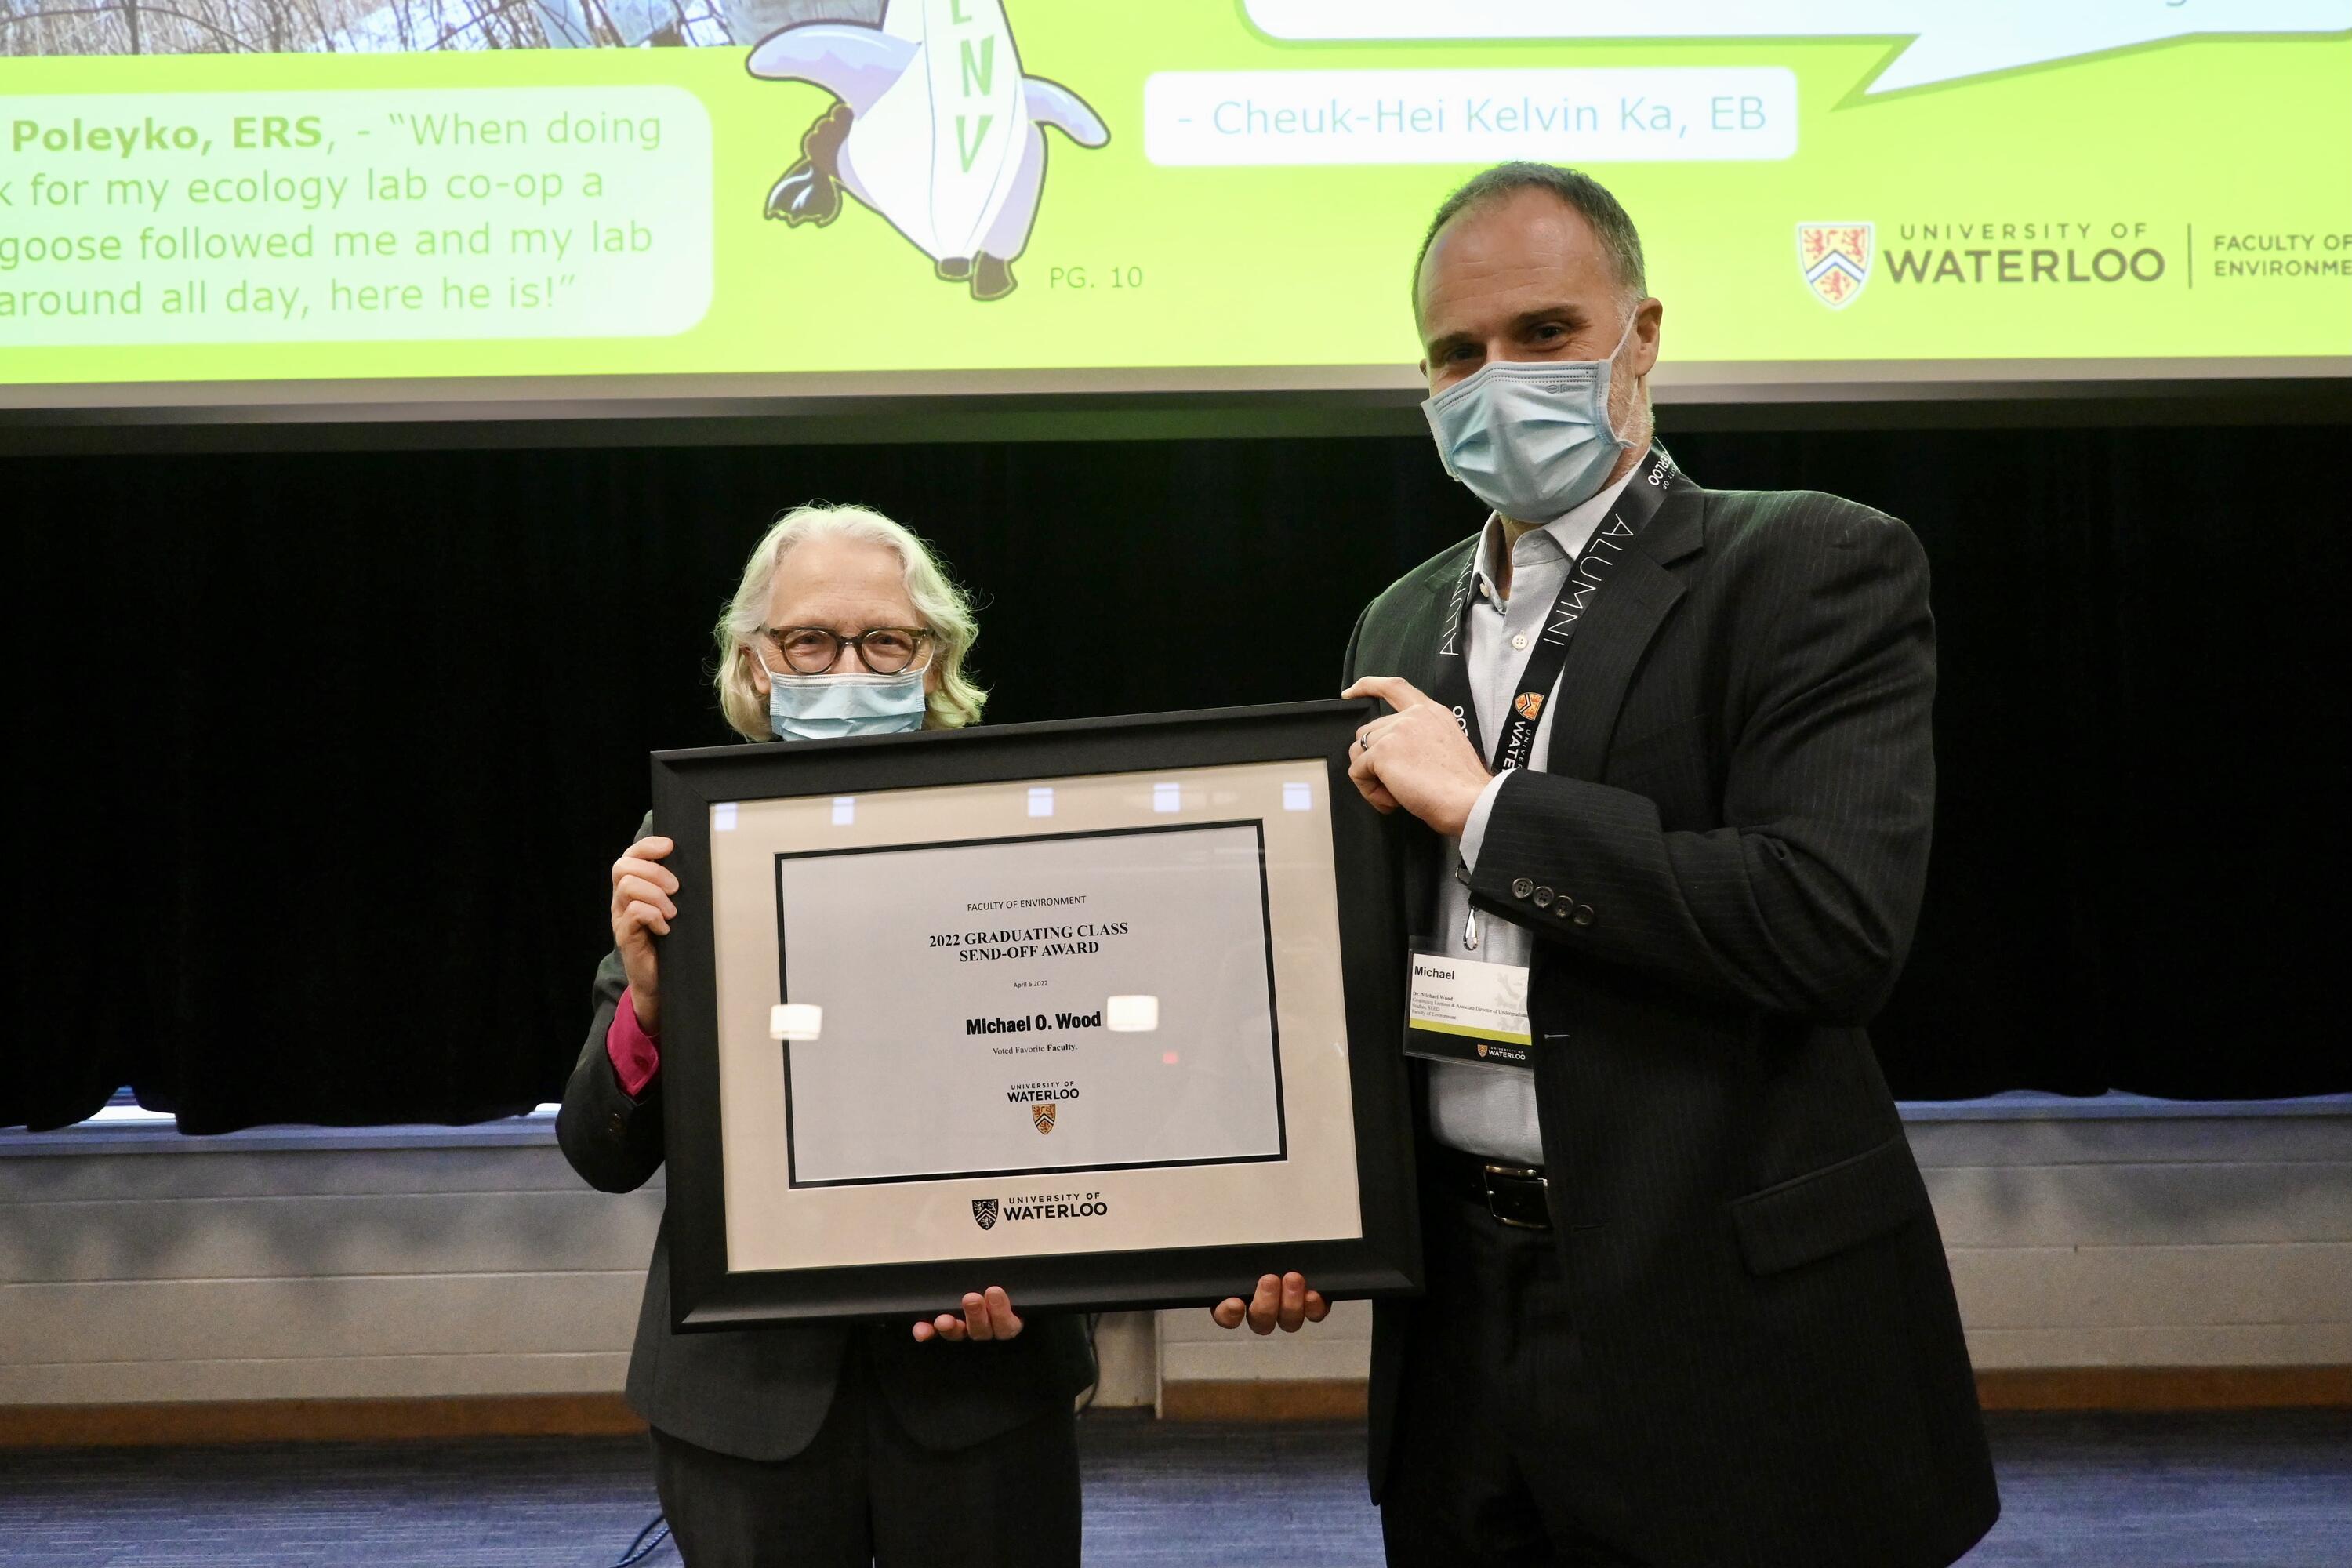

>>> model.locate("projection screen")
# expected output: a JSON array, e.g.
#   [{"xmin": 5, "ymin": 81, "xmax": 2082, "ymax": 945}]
[{"xmin": 1, "ymin": 0, "xmax": 2346, "ymax": 429}]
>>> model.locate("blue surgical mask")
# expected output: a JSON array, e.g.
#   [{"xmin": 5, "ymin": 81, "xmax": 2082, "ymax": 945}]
[
  {"xmin": 1421, "ymin": 313, "xmax": 1639, "ymax": 524},
  {"xmin": 765, "ymin": 669, "xmax": 929, "ymax": 742}
]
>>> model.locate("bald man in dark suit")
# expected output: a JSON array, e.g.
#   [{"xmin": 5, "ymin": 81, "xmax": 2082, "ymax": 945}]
[{"xmin": 1212, "ymin": 163, "xmax": 2000, "ymax": 1567}]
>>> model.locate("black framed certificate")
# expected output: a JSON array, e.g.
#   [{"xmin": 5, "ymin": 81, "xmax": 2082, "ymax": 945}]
[{"xmin": 649, "ymin": 699, "xmax": 1418, "ymax": 1329}]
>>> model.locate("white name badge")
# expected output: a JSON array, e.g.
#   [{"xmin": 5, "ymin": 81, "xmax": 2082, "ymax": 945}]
[{"xmin": 1403, "ymin": 950, "xmax": 1533, "ymax": 1071}]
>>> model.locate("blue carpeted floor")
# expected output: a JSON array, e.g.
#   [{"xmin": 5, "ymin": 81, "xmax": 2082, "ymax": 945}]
[{"xmin": 0, "ymin": 1410, "xmax": 2345, "ymax": 1566}]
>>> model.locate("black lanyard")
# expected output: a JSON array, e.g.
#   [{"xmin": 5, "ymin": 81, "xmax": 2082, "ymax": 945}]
[{"xmin": 1431, "ymin": 445, "xmax": 1678, "ymax": 773}]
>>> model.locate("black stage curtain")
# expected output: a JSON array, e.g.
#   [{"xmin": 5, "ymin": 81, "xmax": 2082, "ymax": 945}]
[{"xmin": 5, "ymin": 421, "xmax": 2343, "ymax": 1132}]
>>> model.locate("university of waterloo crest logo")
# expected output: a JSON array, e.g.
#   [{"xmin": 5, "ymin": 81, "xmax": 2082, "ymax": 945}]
[
  {"xmin": 1513, "ymin": 692, "xmax": 1546, "ymax": 722},
  {"xmin": 1475, "ymin": 1042, "xmax": 1490, "ymax": 1058},
  {"xmin": 971, "ymin": 1198, "xmax": 999, "ymax": 1231},
  {"xmin": 1032, "ymin": 1102, "xmax": 1057, "ymax": 1135},
  {"xmin": 1798, "ymin": 223, "xmax": 1874, "ymax": 310}
]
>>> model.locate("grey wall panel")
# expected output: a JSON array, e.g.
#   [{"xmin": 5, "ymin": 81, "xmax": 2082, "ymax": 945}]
[
  {"xmin": 1, "ymin": 1190, "xmax": 664, "ymax": 1285},
  {"xmin": 3, "ymin": 1273, "xmax": 648, "ymax": 1365},
  {"xmin": 1904, "ymin": 1117, "xmax": 2351, "ymax": 1170},
  {"xmin": 6, "ymin": 1109, "xmax": 2347, "ymax": 1406},
  {"xmin": 1960, "ymin": 1323, "xmax": 2352, "ymax": 1369},
  {"xmin": 2, "ymin": 1145, "xmax": 657, "ymax": 1203},
  {"xmin": 1945, "ymin": 1244, "xmax": 2352, "ymax": 1330},
  {"xmin": 1921, "ymin": 1163, "xmax": 2352, "ymax": 1247}
]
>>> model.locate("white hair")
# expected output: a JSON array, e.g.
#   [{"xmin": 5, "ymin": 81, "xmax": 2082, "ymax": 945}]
[{"xmin": 713, "ymin": 503, "xmax": 987, "ymax": 741}]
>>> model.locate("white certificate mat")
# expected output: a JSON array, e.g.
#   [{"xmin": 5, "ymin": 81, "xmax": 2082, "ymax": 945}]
[
  {"xmin": 776, "ymin": 821, "xmax": 1284, "ymax": 1186},
  {"xmin": 704, "ymin": 759, "xmax": 1364, "ymax": 1274}
]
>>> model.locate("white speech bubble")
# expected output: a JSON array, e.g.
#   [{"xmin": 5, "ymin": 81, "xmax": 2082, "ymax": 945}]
[
  {"xmin": 1243, "ymin": 2, "xmax": 2352, "ymax": 96},
  {"xmin": 1147, "ymin": 68, "xmax": 1795, "ymax": 165},
  {"xmin": 0, "ymin": 86, "xmax": 713, "ymax": 348}
]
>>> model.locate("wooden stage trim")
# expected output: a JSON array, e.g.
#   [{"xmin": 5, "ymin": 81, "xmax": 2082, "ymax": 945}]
[
  {"xmin": 4, "ymin": 1369, "xmax": 2346, "ymax": 1446},
  {"xmin": 1160, "ymin": 1368, "xmax": 2352, "ymax": 1422},
  {"xmin": 1973, "ymin": 1366, "xmax": 2352, "ymax": 1412},
  {"xmin": 0, "ymin": 1394, "xmax": 647, "ymax": 1448},
  {"xmin": 1160, "ymin": 1379, "xmax": 1371, "ymax": 1422}
]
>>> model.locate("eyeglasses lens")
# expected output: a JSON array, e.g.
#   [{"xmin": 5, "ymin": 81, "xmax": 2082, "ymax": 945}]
[
  {"xmin": 858, "ymin": 631, "xmax": 917, "ymax": 673},
  {"xmin": 775, "ymin": 630, "xmax": 922, "ymax": 674}
]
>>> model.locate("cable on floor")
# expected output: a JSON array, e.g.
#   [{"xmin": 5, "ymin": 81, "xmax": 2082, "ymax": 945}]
[{"xmin": 613, "ymin": 1512, "xmax": 672, "ymax": 1566}]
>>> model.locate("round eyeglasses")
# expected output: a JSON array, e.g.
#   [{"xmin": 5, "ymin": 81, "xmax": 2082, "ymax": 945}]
[{"xmin": 763, "ymin": 626, "xmax": 935, "ymax": 675}]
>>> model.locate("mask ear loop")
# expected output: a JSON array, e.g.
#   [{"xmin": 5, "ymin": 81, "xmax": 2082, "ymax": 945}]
[
  {"xmin": 1599, "ymin": 305, "xmax": 1647, "ymax": 448},
  {"xmin": 1605, "ymin": 307, "xmax": 1642, "ymax": 362}
]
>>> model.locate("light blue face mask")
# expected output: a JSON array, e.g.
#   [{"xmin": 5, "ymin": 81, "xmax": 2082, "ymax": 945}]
[
  {"xmin": 764, "ymin": 668, "xmax": 929, "ymax": 742},
  {"xmin": 1421, "ymin": 313, "xmax": 1639, "ymax": 524}
]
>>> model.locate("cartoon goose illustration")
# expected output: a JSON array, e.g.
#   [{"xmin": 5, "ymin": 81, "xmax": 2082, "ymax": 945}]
[{"xmin": 747, "ymin": 0, "xmax": 1109, "ymax": 300}]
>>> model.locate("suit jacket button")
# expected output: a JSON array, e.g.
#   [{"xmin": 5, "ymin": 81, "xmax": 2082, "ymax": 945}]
[
  {"xmin": 1553, "ymin": 900, "xmax": 1571, "ymax": 917},
  {"xmin": 1573, "ymin": 905, "xmax": 1595, "ymax": 927},
  {"xmin": 1511, "ymin": 877, "xmax": 1534, "ymax": 899},
  {"xmin": 1533, "ymin": 886, "xmax": 1554, "ymax": 907},
  {"xmin": 607, "ymin": 1111, "xmax": 627, "ymax": 1140}
]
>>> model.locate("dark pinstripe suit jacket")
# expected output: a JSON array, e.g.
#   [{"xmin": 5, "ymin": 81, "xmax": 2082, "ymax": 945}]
[
  {"xmin": 1345, "ymin": 470, "xmax": 2001, "ymax": 1566},
  {"xmin": 556, "ymin": 818, "xmax": 1097, "ymax": 1464}
]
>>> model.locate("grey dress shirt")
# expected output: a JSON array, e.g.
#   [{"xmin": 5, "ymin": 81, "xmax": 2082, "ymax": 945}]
[{"xmin": 1426, "ymin": 463, "xmax": 1642, "ymax": 1165}]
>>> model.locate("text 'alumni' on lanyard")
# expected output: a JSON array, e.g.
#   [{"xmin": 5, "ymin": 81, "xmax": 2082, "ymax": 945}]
[{"xmin": 1431, "ymin": 444, "xmax": 1676, "ymax": 949}]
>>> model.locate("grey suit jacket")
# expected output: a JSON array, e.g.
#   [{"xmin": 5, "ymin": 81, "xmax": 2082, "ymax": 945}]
[
  {"xmin": 1345, "ymin": 468, "xmax": 2000, "ymax": 1567},
  {"xmin": 557, "ymin": 822, "xmax": 1097, "ymax": 1463}
]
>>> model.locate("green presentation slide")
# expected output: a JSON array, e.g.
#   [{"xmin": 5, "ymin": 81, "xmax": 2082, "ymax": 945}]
[{"xmin": 0, "ymin": 0, "xmax": 2346, "ymax": 394}]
